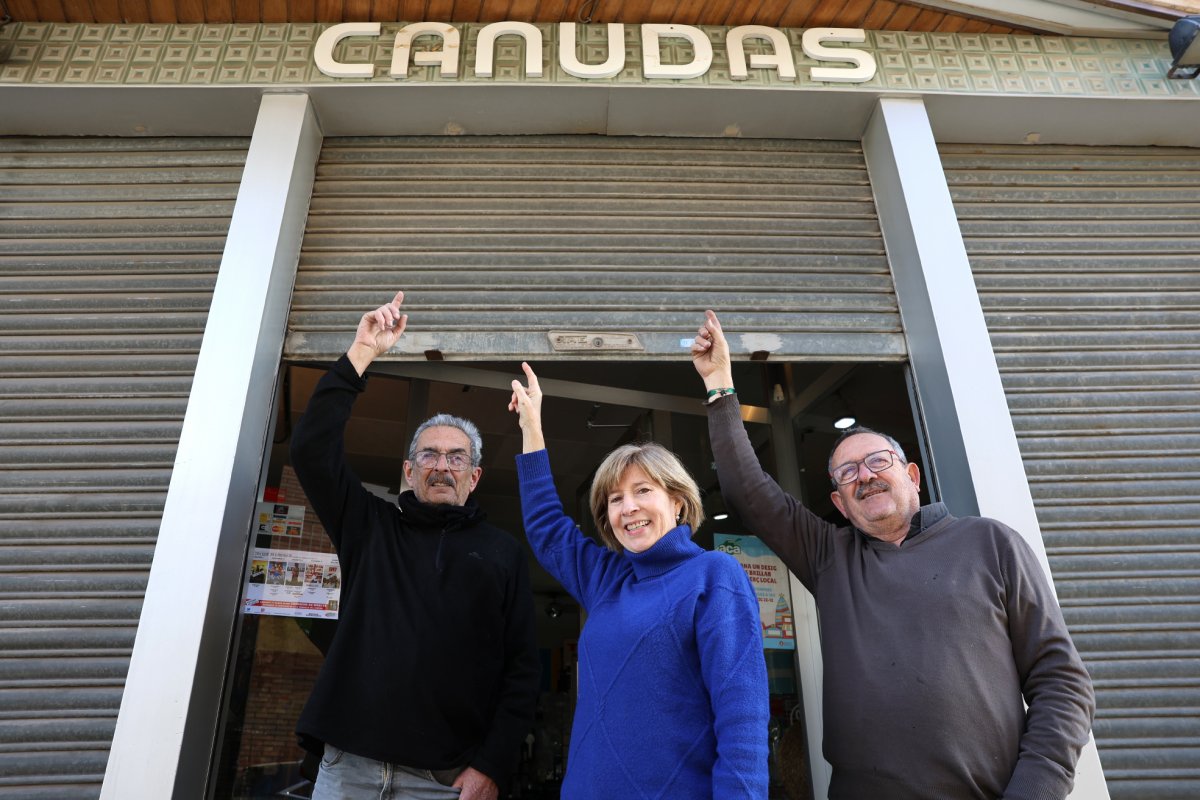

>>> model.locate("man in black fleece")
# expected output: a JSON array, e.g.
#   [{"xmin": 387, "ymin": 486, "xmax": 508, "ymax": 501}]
[
  {"xmin": 290, "ymin": 291, "xmax": 539, "ymax": 800},
  {"xmin": 691, "ymin": 310, "xmax": 1096, "ymax": 800}
]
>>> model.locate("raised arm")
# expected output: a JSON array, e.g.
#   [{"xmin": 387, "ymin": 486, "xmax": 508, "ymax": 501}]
[
  {"xmin": 290, "ymin": 291, "xmax": 407, "ymax": 551},
  {"xmin": 691, "ymin": 310, "xmax": 834, "ymax": 587},
  {"xmin": 510, "ymin": 363, "xmax": 622, "ymax": 608}
]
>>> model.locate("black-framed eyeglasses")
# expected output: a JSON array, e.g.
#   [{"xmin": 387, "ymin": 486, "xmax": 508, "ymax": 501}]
[
  {"xmin": 830, "ymin": 449, "xmax": 902, "ymax": 486},
  {"xmin": 412, "ymin": 449, "xmax": 473, "ymax": 471}
]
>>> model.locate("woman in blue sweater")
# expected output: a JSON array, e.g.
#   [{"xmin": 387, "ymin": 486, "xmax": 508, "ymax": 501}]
[{"xmin": 508, "ymin": 362, "xmax": 769, "ymax": 800}]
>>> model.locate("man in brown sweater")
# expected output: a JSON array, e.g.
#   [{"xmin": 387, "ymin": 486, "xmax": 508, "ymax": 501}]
[{"xmin": 691, "ymin": 310, "xmax": 1095, "ymax": 800}]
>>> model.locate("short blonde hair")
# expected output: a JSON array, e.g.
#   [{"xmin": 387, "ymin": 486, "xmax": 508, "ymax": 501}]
[{"xmin": 588, "ymin": 442, "xmax": 705, "ymax": 552}]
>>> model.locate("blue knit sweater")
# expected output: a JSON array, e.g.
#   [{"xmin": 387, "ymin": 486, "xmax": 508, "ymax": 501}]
[{"xmin": 517, "ymin": 450, "xmax": 769, "ymax": 800}]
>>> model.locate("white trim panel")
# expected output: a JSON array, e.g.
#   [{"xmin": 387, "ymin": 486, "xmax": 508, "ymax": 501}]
[
  {"xmin": 100, "ymin": 93, "xmax": 323, "ymax": 799},
  {"xmin": 861, "ymin": 95, "xmax": 1110, "ymax": 800}
]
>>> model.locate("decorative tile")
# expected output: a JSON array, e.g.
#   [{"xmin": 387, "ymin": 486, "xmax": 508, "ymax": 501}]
[
  {"xmin": 0, "ymin": 21, "xmax": 1191, "ymax": 102},
  {"xmin": 254, "ymin": 44, "xmax": 283, "ymax": 62},
  {"xmin": 1, "ymin": 64, "xmax": 34, "ymax": 80},
  {"xmin": 249, "ymin": 64, "xmax": 279, "ymax": 81},
  {"xmin": 194, "ymin": 44, "xmax": 222, "ymax": 63},
  {"xmin": 230, "ymin": 26, "xmax": 258, "ymax": 43},
  {"xmin": 63, "ymin": 65, "xmax": 95, "ymax": 81},
  {"xmin": 41, "ymin": 44, "xmax": 71, "ymax": 61},
  {"xmin": 994, "ymin": 54, "xmax": 1019, "ymax": 72},
  {"xmin": 50, "ymin": 25, "xmax": 82, "ymax": 42},
  {"xmin": 102, "ymin": 44, "xmax": 133, "ymax": 61},
  {"xmin": 95, "ymin": 64, "xmax": 127, "ymax": 82},
  {"xmin": 966, "ymin": 54, "xmax": 991, "ymax": 72},
  {"xmin": 218, "ymin": 64, "xmax": 249, "ymax": 82},
  {"xmin": 984, "ymin": 36, "xmax": 1014, "ymax": 53},
  {"xmin": 1028, "ymin": 75, "xmax": 1054, "ymax": 92},
  {"xmin": 133, "ymin": 44, "xmax": 164, "ymax": 62},
  {"xmin": 17, "ymin": 24, "xmax": 51, "ymax": 42}
]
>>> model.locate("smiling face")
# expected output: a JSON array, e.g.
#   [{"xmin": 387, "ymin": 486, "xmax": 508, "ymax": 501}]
[
  {"xmin": 402, "ymin": 425, "xmax": 481, "ymax": 507},
  {"xmin": 828, "ymin": 432, "xmax": 921, "ymax": 545},
  {"xmin": 605, "ymin": 465, "xmax": 684, "ymax": 554}
]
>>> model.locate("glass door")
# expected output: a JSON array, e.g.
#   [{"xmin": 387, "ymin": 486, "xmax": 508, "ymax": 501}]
[{"xmin": 208, "ymin": 358, "xmax": 920, "ymax": 800}]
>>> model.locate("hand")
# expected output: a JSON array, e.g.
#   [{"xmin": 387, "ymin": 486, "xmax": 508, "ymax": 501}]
[
  {"xmin": 690, "ymin": 309, "xmax": 735, "ymax": 392},
  {"xmin": 347, "ymin": 290, "xmax": 407, "ymax": 375},
  {"xmin": 452, "ymin": 767, "xmax": 498, "ymax": 800},
  {"xmin": 508, "ymin": 362, "xmax": 546, "ymax": 453}
]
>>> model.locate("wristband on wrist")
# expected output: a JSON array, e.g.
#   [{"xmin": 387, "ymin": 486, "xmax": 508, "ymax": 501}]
[{"xmin": 705, "ymin": 387, "xmax": 736, "ymax": 403}]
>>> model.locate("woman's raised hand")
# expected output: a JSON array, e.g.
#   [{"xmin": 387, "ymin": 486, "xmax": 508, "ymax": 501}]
[{"xmin": 509, "ymin": 362, "xmax": 546, "ymax": 453}]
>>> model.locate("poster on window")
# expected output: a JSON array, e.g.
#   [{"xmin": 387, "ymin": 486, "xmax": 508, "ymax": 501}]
[
  {"xmin": 244, "ymin": 547, "xmax": 341, "ymax": 618},
  {"xmin": 255, "ymin": 501, "xmax": 306, "ymax": 538},
  {"xmin": 714, "ymin": 533, "xmax": 795, "ymax": 650}
]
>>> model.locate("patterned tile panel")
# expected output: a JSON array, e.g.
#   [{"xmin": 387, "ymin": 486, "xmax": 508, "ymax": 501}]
[{"xmin": 1, "ymin": 21, "xmax": 1197, "ymax": 99}]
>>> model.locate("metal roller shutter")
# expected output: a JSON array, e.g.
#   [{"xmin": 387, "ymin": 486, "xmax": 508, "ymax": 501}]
[
  {"xmin": 941, "ymin": 143, "xmax": 1200, "ymax": 800},
  {"xmin": 286, "ymin": 135, "xmax": 903, "ymax": 362},
  {"xmin": 0, "ymin": 137, "xmax": 248, "ymax": 799}
]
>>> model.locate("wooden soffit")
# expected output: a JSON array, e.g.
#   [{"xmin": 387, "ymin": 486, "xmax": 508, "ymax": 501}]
[{"xmin": 0, "ymin": 0, "xmax": 1190, "ymax": 35}]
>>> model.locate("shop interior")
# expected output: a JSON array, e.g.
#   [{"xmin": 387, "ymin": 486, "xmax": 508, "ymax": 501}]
[{"xmin": 209, "ymin": 357, "xmax": 923, "ymax": 800}]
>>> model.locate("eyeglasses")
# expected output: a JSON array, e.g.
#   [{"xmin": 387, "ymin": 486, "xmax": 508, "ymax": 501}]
[
  {"xmin": 412, "ymin": 449, "xmax": 473, "ymax": 471},
  {"xmin": 830, "ymin": 449, "xmax": 902, "ymax": 486}
]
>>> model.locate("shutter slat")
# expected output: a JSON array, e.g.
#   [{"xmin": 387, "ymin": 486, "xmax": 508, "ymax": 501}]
[{"xmin": 943, "ymin": 141, "xmax": 1200, "ymax": 800}]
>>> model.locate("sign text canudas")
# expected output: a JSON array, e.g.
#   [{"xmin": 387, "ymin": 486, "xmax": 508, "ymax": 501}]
[{"xmin": 315, "ymin": 22, "xmax": 877, "ymax": 84}]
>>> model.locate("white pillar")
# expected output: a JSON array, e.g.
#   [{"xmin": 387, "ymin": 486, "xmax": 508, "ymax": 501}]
[
  {"xmin": 100, "ymin": 93, "xmax": 322, "ymax": 799},
  {"xmin": 862, "ymin": 95, "xmax": 1109, "ymax": 800}
]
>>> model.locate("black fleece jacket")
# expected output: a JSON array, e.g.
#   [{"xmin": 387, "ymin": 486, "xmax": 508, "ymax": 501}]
[{"xmin": 290, "ymin": 355, "xmax": 539, "ymax": 787}]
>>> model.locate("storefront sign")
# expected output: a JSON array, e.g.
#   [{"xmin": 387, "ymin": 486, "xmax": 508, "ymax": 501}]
[
  {"xmin": 315, "ymin": 22, "xmax": 876, "ymax": 84},
  {"xmin": 715, "ymin": 533, "xmax": 795, "ymax": 650}
]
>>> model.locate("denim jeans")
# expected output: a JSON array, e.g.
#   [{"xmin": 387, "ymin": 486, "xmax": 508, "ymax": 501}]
[{"xmin": 311, "ymin": 745, "xmax": 463, "ymax": 800}]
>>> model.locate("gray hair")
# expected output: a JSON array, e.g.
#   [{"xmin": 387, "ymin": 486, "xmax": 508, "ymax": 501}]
[
  {"xmin": 827, "ymin": 425, "xmax": 908, "ymax": 478},
  {"xmin": 407, "ymin": 413, "xmax": 483, "ymax": 466}
]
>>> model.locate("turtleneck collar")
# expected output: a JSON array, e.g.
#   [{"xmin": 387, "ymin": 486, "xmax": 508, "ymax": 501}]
[
  {"xmin": 626, "ymin": 525, "xmax": 703, "ymax": 580},
  {"xmin": 396, "ymin": 490, "xmax": 484, "ymax": 531}
]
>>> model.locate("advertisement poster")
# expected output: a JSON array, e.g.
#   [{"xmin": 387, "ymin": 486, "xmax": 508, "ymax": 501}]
[
  {"xmin": 714, "ymin": 533, "xmax": 795, "ymax": 650},
  {"xmin": 255, "ymin": 502, "xmax": 305, "ymax": 538},
  {"xmin": 244, "ymin": 547, "xmax": 341, "ymax": 619}
]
